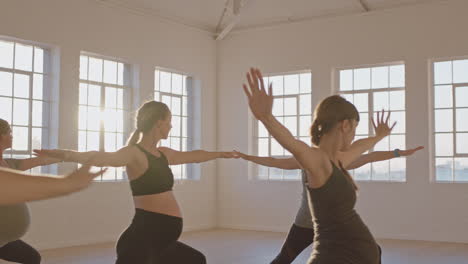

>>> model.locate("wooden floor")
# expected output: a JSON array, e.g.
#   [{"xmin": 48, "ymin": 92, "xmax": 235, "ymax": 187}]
[{"xmin": 2, "ymin": 229, "xmax": 468, "ymax": 263}]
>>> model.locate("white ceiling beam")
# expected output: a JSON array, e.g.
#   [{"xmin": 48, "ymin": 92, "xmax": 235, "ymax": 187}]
[
  {"xmin": 216, "ymin": 0, "xmax": 252, "ymax": 41},
  {"xmin": 357, "ymin": 0, "xmax": 370, "ymax": 12}
]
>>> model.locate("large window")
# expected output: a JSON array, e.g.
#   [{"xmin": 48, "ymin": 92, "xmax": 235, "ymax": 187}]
[
  {"xmin": 254, "ymin": 71, "xmax": 312, "ymax": 180},
  {"xmin": 337, "ymin": 63, "xmax": 406, "ymax": 182},
  {"xmin": 0, "ymin": 38, "xmax": 52, "ymax": 173},
  {"xmin": 433, "ymin": 58, "xmax": 468, "ymax": 182},
  {"xmin": 79, "ymin": 54, "xmax": 131, "ymax": 181},
  {"xmin": 155, "ymin": 69, "xmax": 194, "ymax": 180}
]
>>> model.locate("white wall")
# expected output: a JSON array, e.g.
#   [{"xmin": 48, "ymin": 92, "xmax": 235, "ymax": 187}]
[
  {"xmin": 0, "ymin": 0, "xmax": 218, "ymax": 250},
  {"xmin": 217, "ymin": 0, "xmax": 468, "ymax": 243}
]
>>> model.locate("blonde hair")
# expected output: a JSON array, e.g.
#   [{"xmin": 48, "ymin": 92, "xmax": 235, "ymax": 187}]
[{"xmin": 126, "ymin": 101, "xmax": 170, "ymax": 145}]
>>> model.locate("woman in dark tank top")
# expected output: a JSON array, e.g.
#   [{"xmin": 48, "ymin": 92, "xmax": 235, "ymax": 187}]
[{"xmin": 243, "ymin": 68, "xmax": 395, "ymax": 264}]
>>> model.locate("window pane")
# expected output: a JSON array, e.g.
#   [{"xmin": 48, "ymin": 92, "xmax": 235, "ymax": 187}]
[
  {"xmin": 79, "ymin": 83, "xmax": 88, "ymax": 105},
  {"xmin": 453, "ymin": 59, "xmax": 468, "ymax": 83},
  {"xmin": 270, "ymin": 167, "xmax": 283, "ymax": 180},
  {"xmin": 434, "ymin": 61, "xmax": 452, "ymax": 84},
  {"xmin": 434, "ymin": 85, "xmax": 452, "ymax": 108},
  {"xmin": 88, "ymin": 84, "xmax": 101, "ymax": 106},
  {"xmin": 117, "ymin": 89, "xmax": 123, "ymax": 109},
  {"xmin": 32, "ymin": 101, "xmax": 43, "ymax": 127},
  {"xmin": 271, "ymin": 138, "xmax": 283, "ymax": 156},
  {"xmin": 14, "ymin": 43, "xmax": 33, "ymax": 71},
  {"xmin": 0, "ymin": 40, "xmax": 14, "ymax": 68},
  {"xmin": 454, "ymin": 158, "xmax": 468, "ymax": 182},
  {"xmin": 117, "ymin": 63, "xmax": 124, "ymax": 86},
  {"xmin": 354, "ymin": 163, "xmax": 371, "ymax": 181},
  {"xmin": 371, "ymin": 66, "xmax": 389, "ymax": 89},
  {"xmin": 340, "ymin": 70, "xmax": 353, "ymax": 91},
  {"xmin": 373, "ymin": 136, "xmax": 389, "ymax": 151},
  {"xmin": 341, "ymin": 93, "xmax": 353, "ymax": 103},
  {"xmin": 353, "ymin": 93, "xmax": 368, "ymax": 112},
  {"xmin": 86, "ymin": 131, "xmax": 100, "ymax": 150},
  {"xmin": 270, "ymin": 76, "xmax": 283, "ymax": 95},
  {"xmin": 161, "ymin": 95, "xmax": 171, "ymax": 108},
  {"xmin": 284, "ymin": 97, "xmax": 297, "ymax": 116},
  {"xmin": 170, "ymin": 137, "xmax": 180, "ymax": 150},
  {"xmin": 171, "ymin": 116, "xmax": 181, "ymax": 137},
  {"xmin": 182, "ymin": 117, "xmax": 187, "ymax": 137},
  {"xmin": 0, "ymin": 97, "xmax": 12, "ymax": 123},
  {"xmin": 12, "ymin": 126, "xmax": 28, "ymax": 150},
  {"xmin": 356, "ymin": 113, "xmax": 368, "ymax": 135},
  {"xmin": 389, "ymin": 65, "xmax": 405, "ymax": 88},
  {"xmin": 284, "ymin": 116, "xmax": 297, "ymax": 136},
  {"xmin": 435, "ymin": 109, "xmax": 453, "ymax": 132},
  {"xmin": 103, "ymin": 60, "xmax": 117, "ymax": 84},
  {"xmin": 154, "ymin": 70, "xmax": 160, "ymax": 91},
  {"xmin": 390, "ymin": 158, "xmax": 405, "ymax": 182},
  {"xmin": 34, "ymin": 47, "xmax": 44, "ymax": 73},
  {"xmin": 258, "ymin": 121, "xmax": 268, "ymax": 137},
  {"xmin": 299, "ymin": 94, "xmax": 311, "ymax": 115},
  {"xmin": 116, "ymin": 110, "xmax": 124, "ymax": 133},
  {"xmin": 371, "ymin": 160, "xmax": 389, "ymax": 181},
  {"xmin": 456, "ymin": 109, "xmax": 468, "ymax": 131},
  {"xmin": 105, "ymin": 132, "xmax": 117, "ymax": 152},
  {"xmin": 435, "ymin": 133, "xmax": 453, "ymax": 156},
  {"xmin": 436, "ymin": 158, "xmax": 453, "ymax": 181},
  {"xmin": 284, "ymin": 74, "xmax": 299, "ymax": 95},
  {"xmin": 456, "ymin": 133, "xmax": 468, "ymax": 154},
  {"xmin": 272, "ymin": 98, "xmax": 284, "ymax": 116},
  {"xmin": 88, "ymin": 57, "xmax": 103, "ymax": 82},
  {"xmin": 354, "ymin": 68, "xmax": 370, "ymax": 90},
  {"xmin": 172, "ymin": 97, "xmax": 181, "ymax": 115},
  {"xmin": 160, "ymin": 71, "xmax": 171, "ymax": 93},
  {"xmin": 390, "ymin": 134, "xmax": 406, "ymax": 150},
  {"xmin": 455, "ymin": 86, "xmax": 468, "ymax": 107},
  {"xmin": 172, "ymin": 74, "xmax": 182, "ymax": 95},
  {"xmin": 78, "ymin": 131, "xmax": 86, "ymax": 152},
  {"xmin": 258, "ymin": 138, "xmax": 268, "ymax": 156},
  {"xmin": 300, "ymin": 116, "xmax": 311, "ymax": 137},
  {"xmin": 80, "ymin": 56, "xmax": 88, "ymax": 80},
  {"xmin": 103, "ymin": 109, "xmax": 117, "ymax": 132},
  {"xmin": 78, "ymin": 106, "xmax": 87, "ymax": 130},
  {"xmin": 182, "ymin": 96, "xmax": 188, "ymax": 116},
  {"xmin": 31, "ymin": 127, "xmax": 42, "ymax": 150},
  {"xmin": 13, "ymin": 99, "xmax": 29, "ymax": 125},
  {"xmin": 300, "ymin": 73, "xmax": 311, "ymax": 93},
  {"xmin": 14, "ymin": 74, "xmax": 30, "ymax": 98},
  {"xmin": 0, "ymin": 71, "xmax": 13, "ymax": 96},
  {"xmin": 105, "ymin": 87, "xmax": 117, "ymax": 109},
  {"xmin": 87, "ymin": 106, "xmax": 101, "ymax": 131},
  {"xmin": 389, "ymin": 91, "xmax": 405, "ymax": 111},
  {"xmin": 373, "ymin": 91, "xmax": 389, "ymax": 111},
  {"xmin": 33, "ymin": 74, "xmax": 43, "ymax": 100}
]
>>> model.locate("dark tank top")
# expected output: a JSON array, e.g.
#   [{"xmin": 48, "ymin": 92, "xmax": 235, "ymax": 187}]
[{"xmin": 307, "ymin": 162, "xmax": 380, "ymax": 264}]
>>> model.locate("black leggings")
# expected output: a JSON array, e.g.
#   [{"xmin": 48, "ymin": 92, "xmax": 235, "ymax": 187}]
[
  {"xmin": 271, "ymin": 224, "xmax": 382, "ymax": 264},
  {"xmin": 0, "ymin": 240, "xmax": 41, "ymax": 264},
  {"xmin": 115, "ymin": 208, "xmax": 206, "ymax": 264}
]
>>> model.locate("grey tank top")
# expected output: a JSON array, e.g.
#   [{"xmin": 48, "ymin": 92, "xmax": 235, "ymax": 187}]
[
  {"xmin": 0, "ymin": 159, "xmax": 30, "ymax": 247},
  {"xmin": 293, "ymin": 170, "xmax": 314, "ymax": 228},
  {"xmin": 308, "ymin": 162, "xmax": 379, "ymax": 264}
]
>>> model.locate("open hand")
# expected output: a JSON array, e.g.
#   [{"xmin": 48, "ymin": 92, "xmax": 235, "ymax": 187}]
[{"xmin": 242, "ymin": 68, "xmax": 274, "ymax": 121}]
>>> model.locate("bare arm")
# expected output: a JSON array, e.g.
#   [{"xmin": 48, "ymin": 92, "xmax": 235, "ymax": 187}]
[
  {"xmin": 234, "ymin": 151, "xmax": 301, "ymax": 170},
  {"xmin": 34, "ymin": 146, "xmax": 136, "ymax": 167},
  {"xmin": 0, "ymin": 165, "xmax": 104, "ymax": 205},
  {"xmin": 159, "ymin": 147, "xmax": 238, "ymax": 165},
  {"xmin": 347, "ymin": 146, "xmax": 424, "ymax": 170},
  {"xmin": 16, "ymin": 157, "xmax": 63, "ymax": 171}
]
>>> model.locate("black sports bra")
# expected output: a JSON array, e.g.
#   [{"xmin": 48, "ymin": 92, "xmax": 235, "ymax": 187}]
[{"xmin": 130, "ymin": 145, "xmax": 174, "ymax": 196}]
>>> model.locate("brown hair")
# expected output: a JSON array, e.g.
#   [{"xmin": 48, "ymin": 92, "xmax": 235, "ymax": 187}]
[
  {"xmin": 126, "ymin": 101, "xmax": 170, "ymax": 145},
  {"xmin": 0, "ymin": 119, "xmax": 10, "ymax": 135},
  {"xmin": 309, "ymin": 95, "xmax": 360, "ymax": 190}
]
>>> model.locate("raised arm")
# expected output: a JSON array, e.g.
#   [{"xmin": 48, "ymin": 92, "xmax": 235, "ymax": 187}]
[
  {"xmin": 0, "ymin": 165, "xmax": 104, "ymax": 205},
  {"xmin": 347, "ymin": 146, "xmax": 424, "ymax": 170},
  {"xmin": 337, "ymin": 110, "xmax": 395, "ymax": 168},
  {"xmin": 158, "ymin": 147, "xmax": 238, "ymax": 165},
  {"xmin": 34, "ymin": 146, "xmax": 137, "ymax": 167},
  {"xmin": 234, "ymin": 151, "xmax": 301, "ymax": 170}
]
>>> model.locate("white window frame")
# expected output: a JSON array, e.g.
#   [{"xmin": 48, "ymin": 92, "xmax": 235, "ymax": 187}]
[
  {"xmin": 334, "ymin": 62, "xmax": 407, "ymax": 182},
  {"xmin": 78, "ymin": 52, "xmax": 133, "ymax": 181},
  {"xmin": 0, "ymin": 36, "xmax": 55, "ymax": 174},
  {"xmin": 250, "ymin": 70, "xmax": 312, "ymax": 181},
  {"xmin": 154, "ymin": 67, "xmax": 200, "ymax": 181},
  {"xmin": 430, "ymin": 56, "xmax": 468, "ymax": 183}
]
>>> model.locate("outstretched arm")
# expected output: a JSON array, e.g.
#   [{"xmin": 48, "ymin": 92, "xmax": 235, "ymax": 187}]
[
  {"xmin": 15, "ymin": 156, "xmax": 63, "ymax": 171},
  {"xmin": 347, "ymin": 146, "xmax": 424, "ymax": 170},
  {"xmin": 159, "ymin": 148, "xmax": 238, "ymax": 165},
  {"xmin": 234, "ymin": 151, "xmax": 301, "ymax": 170}
]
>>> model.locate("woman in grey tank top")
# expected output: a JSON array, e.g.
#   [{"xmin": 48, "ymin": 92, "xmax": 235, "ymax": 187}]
[
  {"xmin": 0, "ymin": 118, "xmax": 102, "ymax": 263},
  {"xmin": 243, "ymin": 68, "xmax": 397, "ymax": 264},
  {"xmin": 235, "ymin": 146, "xmax": 423, "ymax": 263}
]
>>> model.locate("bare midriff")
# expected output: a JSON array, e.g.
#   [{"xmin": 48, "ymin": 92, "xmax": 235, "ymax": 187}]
[{"xmin": 133, "ymin": 191, "xmax": 182, "ymax": 218}]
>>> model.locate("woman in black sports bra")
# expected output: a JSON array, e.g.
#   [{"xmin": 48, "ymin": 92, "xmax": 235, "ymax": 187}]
[
  {"xmin": 35, "ymin": 101, "xmax": 238, "ymax": 263},
  {"xmin": 242, "ymin": 68, "xmax": 395, "ymax": 264}
]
